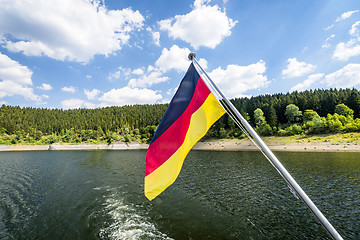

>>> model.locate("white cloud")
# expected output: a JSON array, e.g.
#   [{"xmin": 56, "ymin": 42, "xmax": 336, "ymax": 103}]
[
  {"xmin": 0, "ymin": 52, "xmax": 41, "ymax": 101},
  {"xmin": 193, "ymin": 0, "xmax": 211, "ymax": 8},
  {"xmin": 127, "ymin": 67, "xmax": 168, "ymax": 88},
  {"xmin": 99, "ymin": 87, "xmax": 162, "ymax": 106},
  {"xmin": 159, "ymin": 99, "xmax": 171, "ymax": 104},
  {"xmin": 333, "ymin": 39, "xmax": 360, "ymax": 61},
  {"xmin": 152, "ymin": 31, "xmax": 161, "ymax": 47},
  {"xmin": 197, "ymin": 58, "xmax": 209, "ymax": 70},
  {"xmin": 83, "ymin": 102, "xmax": 96, "ymax": 109},
  {"xmin": 324, "ymin": 63, "xmax": 360, "ymax": 88},
  {"xmin": 350, "ymin": 21, "xmax": 360, "ymax": 36},
  {"xmin": 111, "ymin": 45, "xmax": 209, "ymax": 89},
  {"xmin": 128, "ymin": 44, "xmax": 211, "ymax": 88},
  {"xmin": 209, "ymin": 60, "xmax": 269, "ymax": 98},
  {"xmin": 332, "ymin": 21, "xmax": 360, "ymax": 61},
  {"xmin": 108, "ymin": 71, "xmax": 121, "ymax": 81},
  {"xmin": 0, "ymin": 53, "xmax": 32, "ymax": 85},
  {"xmin": 61, "ymin": 86, "xmax": 76, "ymax": 93},
  {"xmin": 84, "ymin": 89, "xmax": 100, "ymax": 100},
  {"xmin": 132, "ymin": 68, "xmax": 144, "ymax": 75},
  {"xmin": 282, "ymin": 58, "xmax": 316, "ymax": 78},
  {"xmin": 0, "ymin": 0, "xmax": 144, "ymax": 63},
  {"xmin": 37, "ymin": 83, "xmax": 52, "ymax": 91},
  {"xmin": 322, "ymin": 34, "xmax": 335, "ymax": 48},
  {"xmin": 61, "ymin": 98, "xmax": 96, "ymax": 109},
  {"xmin": 335, "ymin": 10, "xmax": 358, "ymax": 22},
  {"xmin": 128, "ymin": 45, "xmax": 208, "ymax": 88},
  {"xmin": 159, "ymin": 0, "xmax": 236, "ymax": 49},
  {"xmin": 61, "ymin": 98, "xmax": 85, "ymax": 109},
  {"xmin": 325, "ymin": 10, "xmax": 358, "ymax": 30},
  {"xmin": 156, "ymin": 45, "xmax": 192, "ymax": 72},
  {"xmin": 146, "ymin": 27, "xmax": 160, "ymax": 46},
  {"xmin": 289, "ymin": 73, "xmax": 324, "ymax": 92},
  {"xmin": 324, "ymin": 24, "xmax": 334, "ymax": 31},
  {"xmin": 0, "ymin": 80, "xmax": 40, "ymax": 101},
  {"xmin": 86, "ymin": 75, "xmax": 92, "ymax": 79},
  {"xmin": 155, "ymin": 45, "xmax": 208, "ymax": 73},
  {"xmin": 108, "ymin": 66, "xmax": 131, "ymax": 81},
  {"xmin": 167, "ymin": 87, "xmax": 178, "ymax": 96}
]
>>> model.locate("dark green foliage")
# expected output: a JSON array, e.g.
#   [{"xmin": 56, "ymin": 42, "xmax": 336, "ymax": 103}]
[
  {"xmin": 303, "ymin": 109, "xmax": 319, "ymax": 122},
  {"xmin": 265, "ymin": 105, "xmax": 278, "ymax": 127},
  {"xmin": 285, "ymin": 104, "xmax": 302, "ymax": 123},
  {"xmin": 210, "ymin": 88, "xmax": 360, "ymax": 136},
  {"xmin": 218, "ymin": 127, "xmax": 227, "ymax": 139},
  {"xmin": 227, "ymin": 88, "xmax": 360, "ymax": 125},
  {"xmin": 345, "ymin": 89, "xmax": 360, "ymax": 118},
  {"xmin": 0, "ymin": 104, "xmax": 167, "ymax": 136},
  {"xmin": 256, "ymin": 123, "xmax": 273, "ymax": 136},
  {"xmin": 1, "ymin": 88, "xmax": 360, "ymax": 144}
]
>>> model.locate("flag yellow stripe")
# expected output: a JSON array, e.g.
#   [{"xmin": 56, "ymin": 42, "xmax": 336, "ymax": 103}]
[{"xmin": 145, "ymin": 93, "xmax": 225, "ymax": 200}]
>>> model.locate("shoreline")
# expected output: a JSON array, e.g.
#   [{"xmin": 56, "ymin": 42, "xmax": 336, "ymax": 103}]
[
  {"xmin": 193, "ymin": 139, "xmax": 360, "ymax": 152},
  {"xmin": 0, "ymin": 142, "xmax": 149, "ymax": 152},
  {"xmin": 1, "ymin": 137, "xmax": 360, "ymax": 152}
]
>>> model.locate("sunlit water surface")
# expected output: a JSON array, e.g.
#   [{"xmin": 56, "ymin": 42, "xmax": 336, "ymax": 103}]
[{"xmin": 0, "ymin": 150, "xmax": 359, "ymax": 239}]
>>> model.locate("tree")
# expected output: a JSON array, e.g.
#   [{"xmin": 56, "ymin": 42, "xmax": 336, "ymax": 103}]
[
  {"xmin": 254, "ymin": 108, "xmax": 266, "ymax": 126},
  {"xmin": 345, "ymin": 90, "xmax": 360, "ymax": 118},
  {"xmin": 285, "ymin": 104, "xmax": 302, "ymax": 123},
  {"xmin": 218, "ymin": 127, "xmax": 227, "ymax": 138},
  {"xmin": 267, "ymin": 105, "xmax": 278, "ymax": 127},
  {"xmin": 326, "ymin": 113, "xmax": 343, "ymax": 132},
  {"xmin": 0, "ymin": 127, "xmax": 6, "ymax": 135},
  {"xmin": 303, "ymin": 109, "xmax": 319, "ymax": 122},
  {"xmin": 254, "ymin": 108, "xmax": 272, "ymax": 136},
  {"xmin": 335, "ymin": 103, "xmax": 354, "ymax": 118}
]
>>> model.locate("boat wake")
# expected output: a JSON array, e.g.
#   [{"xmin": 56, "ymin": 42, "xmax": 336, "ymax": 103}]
[{"xmin": 98, "ymin": 189, "xmax": 172, "ymax": 240}]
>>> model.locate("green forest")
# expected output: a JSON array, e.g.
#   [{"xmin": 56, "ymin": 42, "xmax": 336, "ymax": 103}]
[{"xmin": 1, "ymin": 88, "xmax": 360, "ymax": 145}]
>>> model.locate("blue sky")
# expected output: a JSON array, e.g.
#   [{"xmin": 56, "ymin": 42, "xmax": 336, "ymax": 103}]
[{"xmin": 0, "ymin": 0, "xmax": 359, "ymax": 109}]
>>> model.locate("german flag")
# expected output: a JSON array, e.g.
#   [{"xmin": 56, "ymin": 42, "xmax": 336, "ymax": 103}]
[{"xmin": 145, "ymin": 63, "xmax": 225, "ymax": 200}]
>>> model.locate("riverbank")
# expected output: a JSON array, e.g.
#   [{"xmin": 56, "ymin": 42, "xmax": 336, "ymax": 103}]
[
  {"xmin": 193, "ymin": 138, "xmax": 360, "ymax": 151},
  {"xmin": 1, "ymin": 133, "xmax": 360, "ymax": 152},
  {"xmin": 0, "ymin": 142, "xmax": 149, "ymax": 151}
]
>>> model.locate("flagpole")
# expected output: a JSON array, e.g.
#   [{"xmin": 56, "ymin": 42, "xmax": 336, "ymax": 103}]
[{"xmin": 189, "ymin": 53, "xmax": 343, "ymax": 240}]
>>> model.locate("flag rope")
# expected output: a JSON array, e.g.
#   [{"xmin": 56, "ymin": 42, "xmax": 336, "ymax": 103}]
[{"xmin": 190, "ymin": 53, "xmax": 343, "ymax": 240}]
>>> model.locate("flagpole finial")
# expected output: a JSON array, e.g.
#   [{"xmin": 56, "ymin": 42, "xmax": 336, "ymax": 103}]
[{"xmin": 188, "ymin": 52, "xmax": 196, "ymax": 60}]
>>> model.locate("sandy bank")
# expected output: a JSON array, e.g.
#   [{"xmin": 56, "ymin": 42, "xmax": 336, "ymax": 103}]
[
  {"xmin": 193, "ymin": 139, "xmax": 360, "ymax": 152},
  {"xmin": 1, "ymin": 138, "xmax": 360, "ymax": 152}
]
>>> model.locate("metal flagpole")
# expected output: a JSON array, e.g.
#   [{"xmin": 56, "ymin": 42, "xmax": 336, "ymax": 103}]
[{"xmin": 189, "ymin": 53, "xmax": 343, "ymax": 240}]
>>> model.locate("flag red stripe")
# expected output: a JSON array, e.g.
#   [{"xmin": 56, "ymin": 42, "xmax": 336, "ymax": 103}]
[{"xmin": 145, "ymin": 77, "xmax": 211, "ymax": 176}]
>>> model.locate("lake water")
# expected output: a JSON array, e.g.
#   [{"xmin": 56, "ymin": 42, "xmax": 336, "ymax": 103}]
[{"xmin": 0, "ymin": 150, "xmax": 359, "ymax": 239}]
